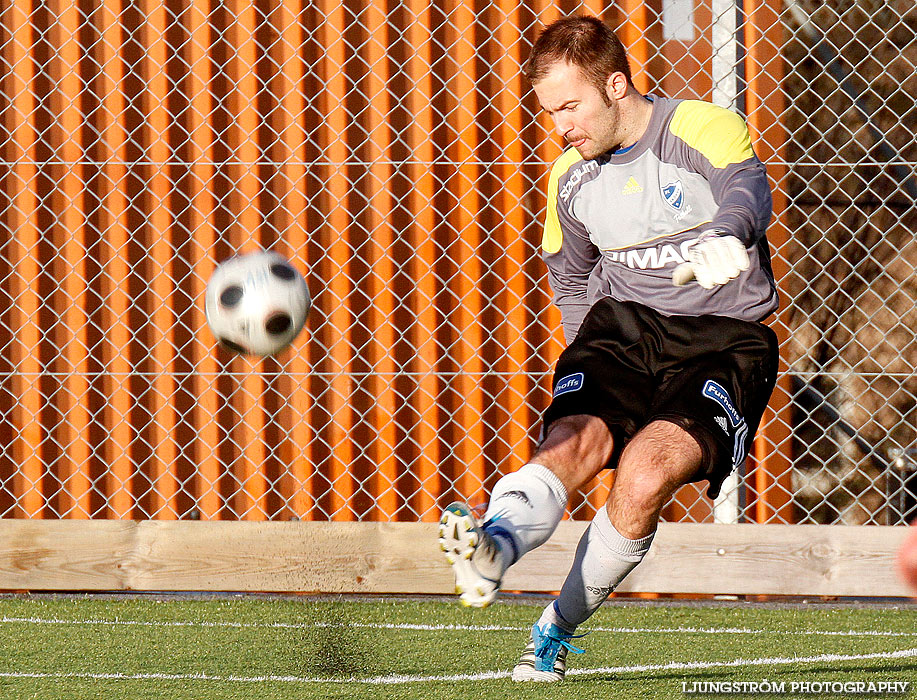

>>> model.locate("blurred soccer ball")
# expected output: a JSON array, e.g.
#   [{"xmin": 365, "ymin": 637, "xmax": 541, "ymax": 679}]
[{"xmin": 205, "ymin": 250, "xmax": 310, "ymax": 357}]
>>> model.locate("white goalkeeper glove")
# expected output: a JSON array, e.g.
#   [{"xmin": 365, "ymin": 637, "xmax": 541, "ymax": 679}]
[{"xmin": 672, "ymin": 232, "xmax": 750, "ymax": 289}]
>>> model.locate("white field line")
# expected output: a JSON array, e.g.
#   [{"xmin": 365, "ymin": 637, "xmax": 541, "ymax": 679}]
[
  {"xmin": 0, "ymin": 647, "xmax": 915, "ymax": 685},
  {"xmin": 1, "ymin": 616, "xmax": 917, "ymax": 638}
]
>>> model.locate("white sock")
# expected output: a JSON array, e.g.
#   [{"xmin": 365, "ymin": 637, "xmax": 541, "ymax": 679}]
[
  {"xmin": 481, "ymin": 463, "xmax": 568, "ymax": 574},
  {"xmin": 536, "ymin": 599, "xmax": 578, "ymax": 634},
  {"xmin": 552, "ymin": 508, "xmax": 655, "ymax": 629}
]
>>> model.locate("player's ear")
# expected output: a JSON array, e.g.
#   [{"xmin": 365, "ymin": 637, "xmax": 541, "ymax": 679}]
[{"xmin": 605, "ymin": 71, "xmax": 628, "ymax": 101}]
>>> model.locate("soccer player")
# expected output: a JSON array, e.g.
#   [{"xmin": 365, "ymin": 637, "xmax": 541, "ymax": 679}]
[{"xmin": 439, "ymin": 15, "xmax": 780, "ymax": 682}]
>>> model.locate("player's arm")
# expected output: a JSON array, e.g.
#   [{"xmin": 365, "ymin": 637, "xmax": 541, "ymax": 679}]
[
  {"xmin": 542, "ymin": 159, "xmax": 600, "ymax": 343},
  {"xmin": 669, "ymin": 102, "xmax": 772, "ymax": 288}
]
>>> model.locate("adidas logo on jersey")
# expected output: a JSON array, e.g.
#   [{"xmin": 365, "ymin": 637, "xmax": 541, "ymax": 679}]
[
  {"xmin": 715, "ymin": 416, "xmax": 729, "ymax": 433},
  {"xmin": 622, "ymin": 177, "xmax": 643, "ymax": 195}
]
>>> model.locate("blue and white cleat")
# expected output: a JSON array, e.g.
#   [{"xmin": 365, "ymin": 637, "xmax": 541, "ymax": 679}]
[
  {"xmin": 511, "ymin": 622, "xmax": 586, "ymax": 682},
  {"xmin": 438, "ymin": 502, "xmax": 503, "ymax": 608}
]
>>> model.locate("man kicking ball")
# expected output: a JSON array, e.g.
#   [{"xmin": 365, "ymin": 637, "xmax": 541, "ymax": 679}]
[{"xmin": 440, "ymin": 15, "xmax": 780, "ymax": 682}]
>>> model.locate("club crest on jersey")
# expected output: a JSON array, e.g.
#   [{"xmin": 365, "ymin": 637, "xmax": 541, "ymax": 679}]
[
  {"xmin": 662, "ymin": 180, "xmax": 685, "ymax": 211},
  {"xmin": 553, "ymin": 372, "xmax": 584, "ymax": 397}
]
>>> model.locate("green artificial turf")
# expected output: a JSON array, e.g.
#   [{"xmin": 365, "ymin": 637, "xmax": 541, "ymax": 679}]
[{"xmin": 0, "ymin": 595, "xmax": 914, "ymax": 699}]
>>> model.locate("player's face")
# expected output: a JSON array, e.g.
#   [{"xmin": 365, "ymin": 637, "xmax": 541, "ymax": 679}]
[{"xmin": 533, "ymin": 61, "xmax": 623, "ymax": 160}]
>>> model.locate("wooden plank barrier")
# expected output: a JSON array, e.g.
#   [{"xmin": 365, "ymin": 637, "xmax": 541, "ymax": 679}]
[{"xmin": 0, "ymin": 520, "xmax": 910, "ymax": 597}]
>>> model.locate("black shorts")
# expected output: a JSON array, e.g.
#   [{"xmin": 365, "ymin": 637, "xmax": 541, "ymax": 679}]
[{"xmin": 543, "ymin": 298, "xmax": 779, "ymax": 499}]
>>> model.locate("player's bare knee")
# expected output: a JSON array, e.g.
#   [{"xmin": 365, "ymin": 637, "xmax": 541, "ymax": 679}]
[
  {"xmin": 541, "ymin": 415, "xmax": 612, "ymax": 461},
  {"xmin": 533, "ymin": 415, "xmax": 613, "ymax": 489},
  {"xmin": 614, "ymin": 466, "xmax": 673, "ymax": 513}
]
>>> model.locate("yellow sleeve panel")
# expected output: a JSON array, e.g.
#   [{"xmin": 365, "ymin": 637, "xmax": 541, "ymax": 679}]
[
  {"xmin": 668, "ymin": 100, "xmax": 755, "ymax": 170},
  {"xmin": 542, "ymin": 148, "xmax": 585, "ymax": 254}
]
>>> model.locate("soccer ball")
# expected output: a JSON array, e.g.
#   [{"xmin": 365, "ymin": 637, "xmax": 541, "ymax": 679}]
[{"xmin": 205, "ymin": 250, "xmax": 311, "ymax": 357}]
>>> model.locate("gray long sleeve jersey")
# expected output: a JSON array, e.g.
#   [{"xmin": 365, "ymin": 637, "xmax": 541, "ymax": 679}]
[{"xmin": 543, "ymin": 95, "xmax": 779, "ymax": 342}]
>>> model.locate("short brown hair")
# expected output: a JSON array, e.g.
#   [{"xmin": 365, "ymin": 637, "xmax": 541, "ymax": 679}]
[{"xmin": 522, "ymin": 16, "xmax": 633, "ymax": 94}]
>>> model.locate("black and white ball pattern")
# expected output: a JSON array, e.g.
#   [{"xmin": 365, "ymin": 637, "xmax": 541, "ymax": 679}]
[{"xmin": 205, "ymin": 250, "xmax": 311, "ymax": 357}]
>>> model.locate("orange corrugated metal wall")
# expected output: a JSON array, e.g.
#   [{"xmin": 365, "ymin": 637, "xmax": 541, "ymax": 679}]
[{"xmin": 0, "ymin": 0, "xmax": 790, "ymax": 522}]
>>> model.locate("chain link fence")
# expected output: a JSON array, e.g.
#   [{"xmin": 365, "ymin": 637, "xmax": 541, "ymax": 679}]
[{"xmin": 0, "ymin": 0, "xmax": 914, "ymax": 525}]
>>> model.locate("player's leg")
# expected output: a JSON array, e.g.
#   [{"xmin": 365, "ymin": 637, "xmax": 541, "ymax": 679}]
[
  {"xmin": 439, "ymin": 414, "xmax": 613, "ymax": 608},
  {"xmin": 482, "ymin": 413, "xmax": 615, "ymax": 565},
  {"xmin": 440, "ymin": 299, "xmax": 649, "ymax": 609},
  {"xmin": 605, "ymin": 419, "xmax": 704, "ymax": 537},
  {"xmin": 541, "ymin": 420, "xmax": 702, "ymax": 629},
  {"xmin": 514, "ymin": 419, "xmax": 703, "ymax": 682}
]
